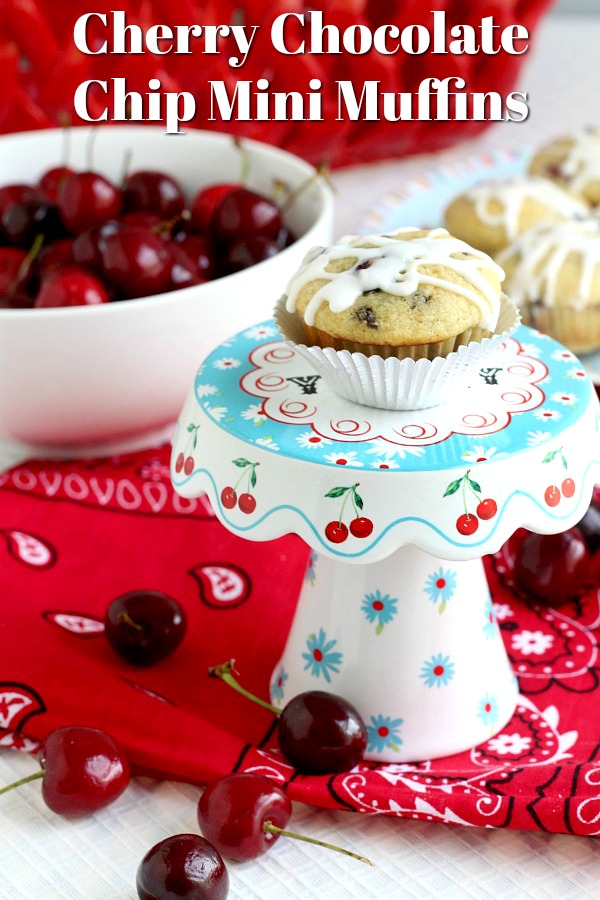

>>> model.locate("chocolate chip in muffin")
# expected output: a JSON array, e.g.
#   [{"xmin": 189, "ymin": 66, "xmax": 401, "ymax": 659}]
[{"xmin": 356, "ymin": 305, "xmax": 378, "ymax": 328}]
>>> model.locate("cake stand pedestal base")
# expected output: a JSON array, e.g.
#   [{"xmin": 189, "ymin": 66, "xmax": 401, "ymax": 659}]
[{"xmin": 271, "ymin": 544, "xmax": 519, "ymax": 763}]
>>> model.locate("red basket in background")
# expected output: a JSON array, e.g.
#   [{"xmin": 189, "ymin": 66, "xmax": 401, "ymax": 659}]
[{"xmin": 0, "ymin": 0, "xmax": 554, "ymax": 167}]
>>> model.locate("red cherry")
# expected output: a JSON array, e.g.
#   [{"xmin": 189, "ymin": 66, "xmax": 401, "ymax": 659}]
[
  {"xmin": 238, "ymin": 492, "xmax": 256, "ymax": 514},
  {"xmin": 190, "ymin": 183, "xmax": 237, "ymax": 233},
  {"xmin": 40, "ymin": 725, "xmax": 129, "ymax": 815},
  {"xmin": 38, "ymin": 166, "xmax": 75, "ymax": 203},
  {"xmin": 577, "ymin": 498, "xmax": 600, "ymax": 554},
  {"xmin": 57, "ymin": 171, "xmax": 122, "ymax": 233},
  {"xmin": 198, "ymin": 773, "xmax": 292, "ymax": 862},
  {"xmin": 221, "ymin": 486, "xmax": 237, "ymax": 509},
  {"xmin": 325, "ymin": 521, "xmax": 349, "ymax": 543},
  {"xmin": 101, "ymin": 225, "xmax": 172, "ymax": 298},
  {"xmin": 0, "ymin": 247, "xmax": 28, "ymax": 294},
  {"xmin": 168, "ymin": 243, "xmax": 208, "ymax": 290},
  {"xmin": 175, "ymin": 452, "xmax": 184, "ymax": 473},
  {"xmin": 1, "ymin": 198, "xmax": 66, "ymax": 247},
  {"xmin": 36, "ymin": 239, "xmax": 76, "ymax": 279},
  {"xmin": 183, "ymin": 456, "xmax": 194, "ymax": 476},
  {"xmin": 123, "ymin": 170, "xmax": 185, "ymax": 218},
  {"xmin": 278, "ymin": 691, "xmax": 367, "ymax": 774},
  {"xmin": 71, "ymin": 220, "xmax": 121, "ymax": 272},
  {"xmin": 224, "ymin": 235, "xmax": 280, "ymax": 272},
  {"xmin": 35, "ymin": 266, "xmax": 110, "ymax": 308},
  {"xmin": 0, "ymin": 184, "xmax": 40, "ymax": 218},
  {"xmin": 476, "ymin": 498, "xmax": 497, "ymax": 520},
  {"xmin": 456, "ymin": 513, "xmax": 479, "ymax": 535},
  {"xmin": 104, "ymin": 590, "xmax": 187, "ymax": 666},
  {"xmin": 136, "ymin": 833, "xmax": 229, "ymax": 900},
  {"xmin": 172, "ymin": 233, "xmax": 218, "ymax": 280},
  {"xmin": 212, "ymin": 188, "xmax": 282, "ymax": 245},
  {"xmin": 562, "ymin": 478, "xmax": 576, "ymax": 498},
  {"xmin": 349, "ymin": 517, "xmax": 373, "ymax": 538},
  {"xmin": 544, "ymin": 485, "xmax": 561, "ymax": 507},
  {"xmin": 513, "ymin": 527, "xmax": 590, "ymax": 607}
]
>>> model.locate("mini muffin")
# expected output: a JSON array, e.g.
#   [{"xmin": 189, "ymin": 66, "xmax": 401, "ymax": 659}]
[
  {"xmin": 498, "ymin": 218, "xmax": 600, "ymax": 353},
  {"xmin": 282, "ymin": 227, "xmax": 504, "ymax": 360},
  {"xmin": 444, "ymin": 176, "xmax": 587, "ymax": 256},
  {"xmin": 528, "ymin": 128, "xmax": 600, "ymax": 207}
]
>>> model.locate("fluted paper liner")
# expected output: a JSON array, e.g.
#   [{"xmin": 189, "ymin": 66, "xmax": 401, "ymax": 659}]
[{"xmin": 274, "ymin": 295, "xmax": 520, "ymax": 410}]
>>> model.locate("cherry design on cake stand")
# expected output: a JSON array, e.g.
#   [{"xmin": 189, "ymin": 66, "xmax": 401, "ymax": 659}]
[{"xmin": 171, "ymin": 322, "xmax": 600, "ymax": 763}]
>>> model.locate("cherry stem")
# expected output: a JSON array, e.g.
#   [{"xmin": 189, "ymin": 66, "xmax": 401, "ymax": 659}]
[
  {"xmin": 208, "ymin": 659, "xmax": 281, "ymax": 715},
  {"xmin": 10, "ymin": 233, "xmax": 44, "ymax": 293},
  {"xmin": 280, "ymin": 160, "xmax": 333, "ymax": 215},
  {"xmin": 118, "ymin": 611, "xmax": 143, "ymax": 632},
  {"xmin": 339, "ymin": 483, "xmax": 359, "ymax": 527},
  {"xmin": 86, "ymin": 127, "xmax": 99, "ymax": 172},
  {"xmin": 263, "ymin": 821, "xmax": 375, "ymax": 867},
  {"xmin": 119, "ymin": 148, "xmax": 133, "ymax": 188},
  {"xmin": 153, "ymin": 209, "xmax": 191, "ymax": 237},
  {"xmin": 233, "ymin": 137, "xmax": 251, "ymax": 185},
  {"xmin": 462, "ymin": 473, "xmax": 470, "ymax": 518},
  {"xmin": 0, "ymin": 769, "xmax": 43, "ymax": 796}
]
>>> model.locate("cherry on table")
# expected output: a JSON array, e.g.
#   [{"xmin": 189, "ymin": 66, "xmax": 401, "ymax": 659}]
[
  {"xmin": 198, "ymin": 773, "xmax": 372, "ymax": 866},
  {"xmin": 35, "ymin": 266, "xmax": 110, "ymax": 308},
  {"xmin": 0, "ymin": 725, "xmax": 130, "ymax": 816},
  {"xmin": 57, "ymin": 171, "xmax": 123, "ymax": 233},
  {"xmin": 104, "ymin": 589, "xmax": 187, "ymax": 665},
  {"xmin": 513, "ymin": 527, "xmax": 590, "ymax": 607},
  {"xmin": 124, "ymin": 170, "xmax": 185, "ymax": 218},
  {"xmin": 136, "ymin": 833, "xmax": 229, "ymax": 900},
  {"xmin": 278, "ymin": 691, "xmax": 367, "ymax": 774},
  {"xmin": 101, "ymin": 225, "xmax": 172, "ymax": 298}
]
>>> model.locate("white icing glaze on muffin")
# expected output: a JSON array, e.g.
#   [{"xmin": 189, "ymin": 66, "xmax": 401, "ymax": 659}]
[
  {"xmin": 285, "ymin": 228, "xmax": 504, "ymax": 332},
  {"xmin": 498, "ymin": 218, "xmax": 600, "ymax": 309},
  {"xmin": 466, "ymin": 176, "xmax": 586, "ymax": 241}
]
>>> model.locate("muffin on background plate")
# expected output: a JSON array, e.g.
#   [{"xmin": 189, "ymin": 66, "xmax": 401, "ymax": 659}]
[
  {"xmin": 444, "ymin": 176, "xmax": 587, "ymax": 257},
  {"xmin": 528, "ymin": 128, "xmax": 600, "ymax": 207},
  {"xmin": 498, "ymin": 218, "xmax": 600, "ymax": 354}
]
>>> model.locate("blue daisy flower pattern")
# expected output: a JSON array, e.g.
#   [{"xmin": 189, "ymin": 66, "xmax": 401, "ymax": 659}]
[
  {"xmin": 302, "ymin": 629, "xmax": 343, "ymax": 683},
  {"xmin": 361, "ymin": 590, "xmax": 398, "ymax": 635},
  {"xmin": 423, "ymin": 567, "xmax": 457, "ymax": 614},
  {"xmin": 477, "ymin": 693, "xmax": 499, "ymax": 730},
  {"xmin": 367, "ymin": 714, "xmax": 403, "ymax": 754},
  {"xmin": 270, "ymin": 667, "xmax": 288, "ymax": 704},
  {"xmin": 304, "ymin": 550, "xmax": 317, "ymax": 586},
  {"xmin": 483, "ymin": 595, "xmax": 497, "ymax": 639},
  {"xmin": 420, "ymin": 653, "xmax": 455, "ymax": 688}
]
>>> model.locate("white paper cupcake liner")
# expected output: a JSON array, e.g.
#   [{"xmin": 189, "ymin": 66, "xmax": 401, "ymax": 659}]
[{"xmin": 274, "ymin": 295, "xmax": 520, "ymax": 411}]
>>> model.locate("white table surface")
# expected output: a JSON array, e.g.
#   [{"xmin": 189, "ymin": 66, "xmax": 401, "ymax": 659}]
[{"xmin": 2, "ymin": 13, "xmax": 600, "ymax": 899}]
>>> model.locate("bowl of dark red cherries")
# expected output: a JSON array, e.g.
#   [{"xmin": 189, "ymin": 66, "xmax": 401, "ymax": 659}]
[{"xmin": 0, "ymin": 125, "xmax": 333, "ymax": 453}]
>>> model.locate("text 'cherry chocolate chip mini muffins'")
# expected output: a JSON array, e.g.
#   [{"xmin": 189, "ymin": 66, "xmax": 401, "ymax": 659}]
[
  {"xmin": 498, "ymin": 217, "xmax": 600, "ymax": 354},
  {"xmin": 275, "ymin": 227, "xmax": 519, "ymax": 410}
]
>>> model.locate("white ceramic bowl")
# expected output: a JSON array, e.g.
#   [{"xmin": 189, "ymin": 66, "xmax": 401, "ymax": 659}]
[{"xmin": 0, "ymin": 126, "xmax": 334, "ymax": 453}]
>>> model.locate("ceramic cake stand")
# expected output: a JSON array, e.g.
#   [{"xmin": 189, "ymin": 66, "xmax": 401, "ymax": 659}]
[{"xmin": 171, "ymin": 321, "xmax": 600, "ymax": 763}]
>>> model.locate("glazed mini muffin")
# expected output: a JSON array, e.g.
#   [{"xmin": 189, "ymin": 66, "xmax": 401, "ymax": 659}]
[
  {"xmin": 498, "ymin": 218, "xmax": 600, "ymax": 353},
  {"xmin": 528, "ymin": 128, "xmax": 600, "ymax": 207},
  {"xmin": 444, "ymin": 176, "xmax": 587, "ymax": 256},
  {"xmin": 282, "ymin": 227, "xmax": 504, "ymax": 360}
]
